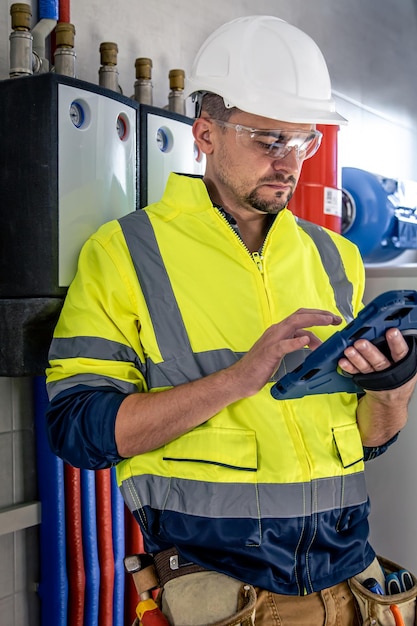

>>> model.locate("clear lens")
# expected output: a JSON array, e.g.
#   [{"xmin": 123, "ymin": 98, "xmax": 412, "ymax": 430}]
[{"xmin": 212, "ymin": 119, "xmax": 322, "ymax": 161}]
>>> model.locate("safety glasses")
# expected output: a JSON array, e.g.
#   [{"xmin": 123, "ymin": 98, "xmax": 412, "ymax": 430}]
[{"xmin": 210, "ymin": 119, "xmax": 323, "ymax": 161}]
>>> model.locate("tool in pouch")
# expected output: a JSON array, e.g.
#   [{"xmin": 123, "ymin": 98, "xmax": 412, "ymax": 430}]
[
  {"xmin": 349, "ymin": 556, "xmax": 417, "ymax": 626},
  {"xmin": 124, "ymin": 553, "xmax": 170, "ymax": 626}
]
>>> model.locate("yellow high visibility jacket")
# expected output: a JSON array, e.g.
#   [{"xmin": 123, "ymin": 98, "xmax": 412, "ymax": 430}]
[{"xmin": 47, "ymin": 173, "xmax": 371, "ymax": 595}]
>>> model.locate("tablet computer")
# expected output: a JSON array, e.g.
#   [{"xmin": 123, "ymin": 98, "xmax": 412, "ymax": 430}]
[{"xmin": 271, "ymin": 290, "xmax": 417, "ymax": 400}]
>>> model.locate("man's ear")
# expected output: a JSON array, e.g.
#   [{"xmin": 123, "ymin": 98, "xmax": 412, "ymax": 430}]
[{"xmin": 192, "ymin": 117, "xmax": 215, "ymax": 155}]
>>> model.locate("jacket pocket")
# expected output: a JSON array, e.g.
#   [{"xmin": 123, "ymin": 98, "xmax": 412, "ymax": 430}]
[
  {"xmin": 163, "ymin": 426, "xmax": 258, "ymax": 476},
  {"xmin": 332, "ymin": 423, "xmax": 364, "ymax": 469},
  {"xmin": 160, "ymin": 427, "xmax": 261, "ymax": 547}
]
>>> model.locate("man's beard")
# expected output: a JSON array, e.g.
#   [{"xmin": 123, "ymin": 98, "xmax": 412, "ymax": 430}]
[{"xmin": 244, "ymin": 175, "xmax": 297, "ymax": 214}]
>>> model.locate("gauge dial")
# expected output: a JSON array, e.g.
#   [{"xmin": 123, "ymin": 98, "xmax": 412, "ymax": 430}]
[
  {"xmin": 69, "ymin": 101, "xmax": 85, "ymax": 128},
  {"xmin": 156, "ymin": 127, "xmax": 174, "ymax": 152},
  {"xmin": 117, "ymin": 114, "xmax": 128, "ymax": 140}
]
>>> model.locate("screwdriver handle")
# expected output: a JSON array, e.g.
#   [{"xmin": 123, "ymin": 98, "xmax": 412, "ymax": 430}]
[
  {"xmin": 386, "ymin": 573, "xmax": 402, "ymax": 595},
  {"xmin": 398, "ymin": 569, "xmax": 414, "ymax": 591},
  {"xmin": 136, "ymin": 598, "xmax": 170, "ymax": 626}
]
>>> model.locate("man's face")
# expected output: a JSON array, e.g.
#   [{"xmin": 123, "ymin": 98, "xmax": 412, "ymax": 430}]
[{"xmin": 204, "ymin": 112, "xmax": 318, "ymax": 215}]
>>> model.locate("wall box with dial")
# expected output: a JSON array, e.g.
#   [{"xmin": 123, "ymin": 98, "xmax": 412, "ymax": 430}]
[
  {"xmin": 0, "ymin": 73, "xmax": 139, "ymax": 374},
  {"xmin": 0, "ymin": 72, "xmax": 139, "ymax": 297}
]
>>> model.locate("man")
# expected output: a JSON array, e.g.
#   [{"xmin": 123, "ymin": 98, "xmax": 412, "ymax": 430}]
[{"xmin": 46, "ymin": 16, "xmax": 417, "ymax": 625}]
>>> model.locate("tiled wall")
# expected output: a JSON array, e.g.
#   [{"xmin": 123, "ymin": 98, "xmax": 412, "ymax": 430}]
[{"xmin": 0, "ymin": 377, "xmax": 40, "ymax": 626}]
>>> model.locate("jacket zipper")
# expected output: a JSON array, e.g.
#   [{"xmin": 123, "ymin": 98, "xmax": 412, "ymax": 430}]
[
  {"xmin": 251, "ymin": 251, "xmax": 263, "ymax": 273},
  {"xmin": 214, "ymin": 207, "xmax": 271, "ymax": 274}
]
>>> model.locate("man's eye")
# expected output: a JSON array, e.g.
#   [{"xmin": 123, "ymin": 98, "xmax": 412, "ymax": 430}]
[
  {"xmin": 255, "ymin": 139, "xmax": 278, "ymax": 149},
  {"xmin": 263, "ymin": 141, "xmax": 286, "ymax": 152}
]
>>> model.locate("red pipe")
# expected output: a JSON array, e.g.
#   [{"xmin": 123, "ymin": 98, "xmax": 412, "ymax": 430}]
[
  {"xmin": 64, "ymin": 464, "xmax": 85, "ymax": 626},
  {"xmin": 288, "ymin": 124, "xmax": 341, "ymax": 233},
  {"xmin": 58, "ymin": 0, "xmax": 70, "ymax": 22},
  {"xmin": 95, "ymin": 469, "xmax": 115, "ymax": 626}
]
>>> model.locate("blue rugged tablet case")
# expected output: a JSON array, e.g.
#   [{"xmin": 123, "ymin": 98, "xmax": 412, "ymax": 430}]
[{"xmin": 271, "ymin": 290, "xmax": 417, "ymax": 400}]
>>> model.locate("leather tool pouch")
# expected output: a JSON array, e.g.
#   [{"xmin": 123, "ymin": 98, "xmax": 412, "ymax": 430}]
[
  {"xmin": 349, "ymin": 556, "xmax": 417, "ymax": 626},
  {"xmin": 159, "ymin": 571, "xmax": 257, "ymax": 626}
]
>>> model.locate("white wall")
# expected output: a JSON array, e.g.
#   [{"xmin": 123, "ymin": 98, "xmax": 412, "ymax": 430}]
[{"xmin": 2, "ymin": 0, "xmax": 417, "ymax": 179}]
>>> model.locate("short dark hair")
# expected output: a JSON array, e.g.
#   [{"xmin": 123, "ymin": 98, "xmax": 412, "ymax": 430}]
[{"xmin": 196, "ymin": 92, "xmax": 238, "ymax": 121}]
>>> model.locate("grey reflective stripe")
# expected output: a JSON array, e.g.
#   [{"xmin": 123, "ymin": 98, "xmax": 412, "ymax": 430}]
[
  {"xmin": 49, "ymin": 332, "xmax": 307, "ymax": 389},
  {"xmin": 49, "ymin": 336, "xmax": 141, "ymax": 367},
  {"xmin": 120, "ymin": 472, "xmax": 367, "ymax": 520},
  {"xmin": 47, "ymin": 374, "xmax": 138, "ymax": 400},
  {"xmin": 297, "ymin": 219, "xmax": 354, "ymax": 323},
  {"xmin": 147, "ymin": 348, "xmax": 310, "ymax": 388},
  {"xmin": 145, "ymin": 349, "xmax": 243, "ymax": 388},
  {"xmin": 120, "ymin": 211, "xmax": 194, "ymax": 365}
]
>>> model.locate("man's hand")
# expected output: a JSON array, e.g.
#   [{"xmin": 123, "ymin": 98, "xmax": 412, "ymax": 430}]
[
  {"xmin": 337, "ymin": 327, "xmax": 409, "ymax": 376},
  {"xmin": 230, "ymin": 308, "xmax": 342, "ymax": 398},
  {"xmin": 338, "ymin": 328, "xmax": 417, "ymax": 447}
]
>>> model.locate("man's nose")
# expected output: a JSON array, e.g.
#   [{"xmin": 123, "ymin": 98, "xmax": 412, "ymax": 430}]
[{"xmin": 271, "ymin": 146, "xmax": 302, "ymax": 170}]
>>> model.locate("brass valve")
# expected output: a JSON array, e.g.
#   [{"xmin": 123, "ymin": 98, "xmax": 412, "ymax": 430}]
[
  {"xmin": 100, "ymin": 42, "xmax": 118, "ymax": 66},
  {"xmin": 169, "ymin": 69, "xmax": 185, "ymax": 91},
  {"xmin": 98, "ymin": 42, "xmax": 120, "ymax": 92},
  {"xmin": 167, "ymin": 68, "xmax": 185, "ymax": 114},
  {"xmin": 135, "ymin": 57, "xmax": 152, "ymax": 81},
  {"xmin": 133, "ymin": 57, "xmax": 153, "ymax": 104},
  {"xmin": 55, "ymin": 22, "xmax": 75, "ymax": 48},
  {"xmin": 10, "ymin": 3, "xmax": 32, "ymax": 31}
]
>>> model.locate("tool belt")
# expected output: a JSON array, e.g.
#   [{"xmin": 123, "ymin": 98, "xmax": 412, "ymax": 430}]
[
  {"xmin": 349, "ymin": 556, "xmax": 417, "ymax": 626},
  {"xmin": 127, "ymin": 548, "xmax": 256, "ymax": 626},
  {"xmin": 153, "ymin": 547, "xmax": 207, "ymax": 586}
]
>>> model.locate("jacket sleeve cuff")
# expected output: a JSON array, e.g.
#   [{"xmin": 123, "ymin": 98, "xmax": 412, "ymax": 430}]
[
  {"xmin": 46, "ymin": 385, "xmax": 127, "ymax": 469},
  {"xmin": 363, "ymin": 431, "xmax": 399, "ymax": 461}
]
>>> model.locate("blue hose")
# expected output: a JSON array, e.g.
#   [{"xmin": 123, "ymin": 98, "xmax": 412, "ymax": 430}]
[
  {"xmin": 81, "ymin": 469, "xmax": 100, "ymax": 626},
  {"xmin": 111, "ymin": 467, "xmax": 126, "ymax": 626},
  {"xmin": 34, "ymin": 376, "xmax": 68, "ymax": 626},
  {"xmin": 38, "ymin": 0, "xmax": 59, "ymax": 20}
]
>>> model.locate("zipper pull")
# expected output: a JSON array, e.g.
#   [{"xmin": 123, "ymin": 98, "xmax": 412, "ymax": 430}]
[{"xmin": 252, "ymin": 252, "xmax": 264, "ymax": 273}]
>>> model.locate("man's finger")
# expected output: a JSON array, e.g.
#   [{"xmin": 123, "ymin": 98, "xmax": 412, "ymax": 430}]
[{"xmin": 385, "ymin": 328, "xmax": 409, "ymax": 363}]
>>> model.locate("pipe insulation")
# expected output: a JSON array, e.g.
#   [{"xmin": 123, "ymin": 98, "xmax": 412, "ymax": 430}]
[
  {"xmin": 59, "ymin": 0, "xmax": 70, "ymax": 22},
  {"xmin": 65, "ymin": 464, "xmax": 86, "ymax": 626},
  {"xmin": 34, "ymin": 376, "xmax": 68, "ymax": 626},
  {"xmin": 96, "ymin": 469, "xmax": 115, "ymax": 626},
  {"xmin": 81, "ymin": 470, "xmax": 100, "ymax": 626},
  {"xmin": 38, "ymin": 0, "xmax": 59, "ymax": 19},
  {"xmin": 111, "ymin": 467, "xmax": 126, "ymax": 626}
]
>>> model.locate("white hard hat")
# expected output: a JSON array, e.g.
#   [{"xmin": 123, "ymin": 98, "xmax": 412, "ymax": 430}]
[{"xmin": 186, "ymin": 15, "xmax": 347, "ymax": 125}]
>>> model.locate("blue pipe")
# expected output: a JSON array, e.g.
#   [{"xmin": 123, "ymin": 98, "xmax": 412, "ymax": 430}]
[
  {"xmin": 38, "ymin": 0, "xmax": 59, "ymax": 20},
  {"xmin": 111, "ymin": 467, "xmax": 126, "ymax": 626},
  {"xmin": 34, "ymin": 376, "xmax": 68, "ymax": 626},
  {"xmin": 81, "ymin": 469, "xmax": 100, "ymax": 626}
]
